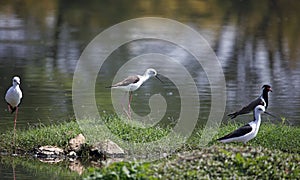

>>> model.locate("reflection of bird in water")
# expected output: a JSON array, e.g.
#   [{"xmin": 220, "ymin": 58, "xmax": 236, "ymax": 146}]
[
  {"xmin": 107, "ymin": 68, "xmax": 163, "ymax": 118},
  {"xmin": 228, "ymin": 85, "xmax": 272, "ymax": 119},
  {"xmin": 218, "ymin": 105, "xmax": 265, "ymax": 144},
  {"xmin": 5, "ymin": 76, "xmax": 23, "ymax": 150}
]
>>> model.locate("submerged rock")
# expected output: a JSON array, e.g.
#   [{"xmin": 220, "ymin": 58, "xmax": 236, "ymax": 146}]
[
  {"xmin": 90, "ymin": 140, "xmax": 125, "ymax": 159},
  {"xmin": 68, "ymin": 133, "xmax": 86, "ymax": 152},
  {"xmin": 69, "ymin": 159, "xmax": 84, "ymax": 175}
]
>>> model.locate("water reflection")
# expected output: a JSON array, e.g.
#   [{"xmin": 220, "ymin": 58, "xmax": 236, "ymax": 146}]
[
  {"xmin": 0, "ymin": 1, "xmax": 300, "ymax": 130},
  {"xmin": 0, "ymin": 157, "xmax": 80, "ymax": 180}
]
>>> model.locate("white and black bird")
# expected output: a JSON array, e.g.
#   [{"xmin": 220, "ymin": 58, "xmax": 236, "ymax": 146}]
[
  {"xmin": 218, "ymin": 105, "xmax": 265, "ymax": 144},
  {"xmin": 5, "ymin": 76, "xmax": 23, "ymax": 147},
  {"xmin": 228, "ymin": 85, "xmax": 272, "ymax": 119},
  {"xmin": 107, "ymin": 68, "xmax": 163, "ymax": 117}
]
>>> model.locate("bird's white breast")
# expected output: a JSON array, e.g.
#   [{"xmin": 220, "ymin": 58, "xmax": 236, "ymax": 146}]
[{"xmin": 5, "ymin": 86, "xmax": 22, "ymax": 107}]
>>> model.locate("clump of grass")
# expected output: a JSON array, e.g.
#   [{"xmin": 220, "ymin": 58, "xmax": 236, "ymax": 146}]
[
  {"xmin": 83, "ymin": 161, "xmax": 152, "ymax": 180},
  {"xmin": 101, "ymin": 114, "xmax": 171, "ymax": 143},
  {"xmin": 0, "ymin": 120, "xmax": 81, "ymax": 152},
  {"xmin": 79, "ymin": 114, "xmax": 185, "ymax": 159},
  {"xmin": 155, "ymin": 145, "xmax": 300, "ymax": 179},
  {"xmin": 254, "ymin": 123, "xmax": 300, "ymax": 153}
]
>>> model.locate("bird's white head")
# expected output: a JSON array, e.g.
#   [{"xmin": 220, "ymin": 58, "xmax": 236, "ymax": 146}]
[
  {"xmin": 144, "ymin": 68, "xmax": 157, "ymax": 77},
  {"xmin": 255, "ymin": 105, "xmax": 265, "ymax": 114},
  {"xmin": 144, "ymin": 68, "xmax": 163, "ymax": 83},
  {"xmin": 12, "ymin": 76, "xmax": 21, "ymax": 86}
]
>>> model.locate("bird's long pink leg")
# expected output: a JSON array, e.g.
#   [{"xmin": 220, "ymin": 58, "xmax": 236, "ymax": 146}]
[
  {"xmin": 7, "ymin": 105, "xmax": 11, "ymax": 113},
  {"xmin": 128, "ymin": 91, "xmax": 133, "ymax": 119},
  {"xmin": 13, "ymin": 107, "xmax": 18, "ymax": 151},
  {"xmin": 13, "ymin": 164, "xmax": 16, "ymax": 180},
  {"xmin": 121, "ymin": 91, "xmax": 129, "ymax": 116}
]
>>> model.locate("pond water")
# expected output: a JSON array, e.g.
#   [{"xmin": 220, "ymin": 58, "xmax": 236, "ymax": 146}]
[
  {"xmin": 0, "ymin": 156, "xmax": 81, "ymax": 179},
  {"xmin": 1, "ymin": 0, "xmax": 300, "ymax": 179}
]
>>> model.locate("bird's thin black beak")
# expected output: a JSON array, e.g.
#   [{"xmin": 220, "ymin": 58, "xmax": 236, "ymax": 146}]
[
  {"xmin": 155, "ymin": 75, "xmax": 163, "ymax": 83},
  {"xmin": 264, "ymin": 111, "xmax": 288, "ymax": 124},
  {"xmin": 264, "ymin": 111, "xmax": 277, "ymax": 118}
]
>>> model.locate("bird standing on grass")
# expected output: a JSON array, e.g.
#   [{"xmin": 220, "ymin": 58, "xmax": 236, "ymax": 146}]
[
  {"xmin": 5, "ymin": 76, "xmax": 23, "ymax": 149},
  {"xmin": 218, "ymin": 105, "xmax": 265, "ymax": 144},
  {"xmin": 107, "ymin": 68, "xmax": 163, "ymax": 118},
  {"xmin": 228, "ymin": 85, "xmax": 272, "ymax": 119}
]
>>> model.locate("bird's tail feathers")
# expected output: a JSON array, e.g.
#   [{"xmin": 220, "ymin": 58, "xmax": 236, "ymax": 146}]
[
  {"xmin": 227, "ymin": 112, "xmax": 238, "ymax": 119},
  {"xmin": 11, "ymin": 107, "xmax": 17, "ymax": 114}
]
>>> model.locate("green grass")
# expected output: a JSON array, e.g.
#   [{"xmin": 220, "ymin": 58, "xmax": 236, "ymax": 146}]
[
  {"xmin": 0, "ymin": 115, "xmax": 299, "ymax": 179},
  {"xmin": 101, "ymin": 114, "xmax": 171, "ymax": 143},
  {"xmin": 83, "ymin": 145, "xmax": 300, "ymax": 179},
  {"xmin": 2, "ymin": 115, "xmax": 298, "ymax": 154},
  {"xmin": 82, "ymin": 120, "xmax": 300, "ymax": 179},
  {"xmin": 76, "ymin": 114, "xmax": 184, "ymax": 159},
  {"xmin": 0, "ymin": 120, "xmax": 81, "ymax": 152}
]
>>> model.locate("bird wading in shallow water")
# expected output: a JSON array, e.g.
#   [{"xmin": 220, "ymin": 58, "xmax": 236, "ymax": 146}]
[
  {"xmin": 228, "ymin": 85, "xmax": 272, "ymax": 119},
  {"xmin": 218, "ymin": 105, "xmax": 265, "ymax": 144},
  {"xmin": 107, "ymin": 68, "xmax": 163, "ymax": 118},
  {"xmin": 5, "ymin": 76, "xmax": 23, "ymax": 150}
]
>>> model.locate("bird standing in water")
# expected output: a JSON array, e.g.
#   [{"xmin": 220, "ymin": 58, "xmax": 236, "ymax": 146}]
[
  {"xmin": 5, "ymin": 76, "xmax": 23, "ymax": 149},
  {"xmin": 107, "ymin": 68, "xmax": 163, "ymax": 118},
  {"xmin": 228, "ymin": 85, "xmax": 272, "ymax": 119}
]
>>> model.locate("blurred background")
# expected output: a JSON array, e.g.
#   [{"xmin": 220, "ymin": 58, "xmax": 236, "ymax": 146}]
[{"xmin": 1, "ymin": 0, "xmax": 300, "ymax": 133}]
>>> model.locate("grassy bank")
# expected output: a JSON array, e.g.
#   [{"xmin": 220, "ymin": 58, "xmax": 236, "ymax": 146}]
[
  {"xmin": 0, "ymin": 121, "xmax": 81, "ymax": 152},
  {"xmin": 0, "ymin": 115, "xmax": 299, "ymax": 179},
  {"xmin": 82, "ymin": 117, "xmax": 300, "ymax": 179}
]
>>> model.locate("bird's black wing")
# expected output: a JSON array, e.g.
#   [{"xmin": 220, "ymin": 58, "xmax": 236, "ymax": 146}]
[
  {"xmin": 6, "ymin": 103, "xmax": 17, "ymax": 114},
  {"xmin": 228, "ymin": 98, "xmax": 265, "ymax": 119},
  {"xmin": 217, "ymin": 124, "xmax": 252, "ymax": 140}
]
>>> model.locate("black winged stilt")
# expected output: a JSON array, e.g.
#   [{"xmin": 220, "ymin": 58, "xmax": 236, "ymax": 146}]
[
  {"xmin": 107, "ymin": 68, "xmax": 163, "ymax": 118},
  {"xmin": 5, "ymin": 76, "xmax": 23, "ymax": 149},
  {"xmin": 218, "ymin": 105, "xmax": 265, "ymax": 144},
  {"xmin": 228, "ymin": 85, "xmax": 272, "ymax": 119}
]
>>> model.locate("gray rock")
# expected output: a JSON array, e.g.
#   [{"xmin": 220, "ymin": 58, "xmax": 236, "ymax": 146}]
[
  {"xmin": 90, "ymin": 140, "xmax": 125, "ymax": 158},
  {"xmin": 36, "ymin": 145, "xmax": 65, "ymax": 159}
]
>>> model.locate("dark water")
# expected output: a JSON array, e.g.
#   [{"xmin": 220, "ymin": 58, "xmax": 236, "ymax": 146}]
[
  {"xmin": 1, "ymin": 0, "xmax": 300, "ymax": 179},
  {"xmin": 0, "ymin": 156, "xmax": 81, "ymax": 179}
]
